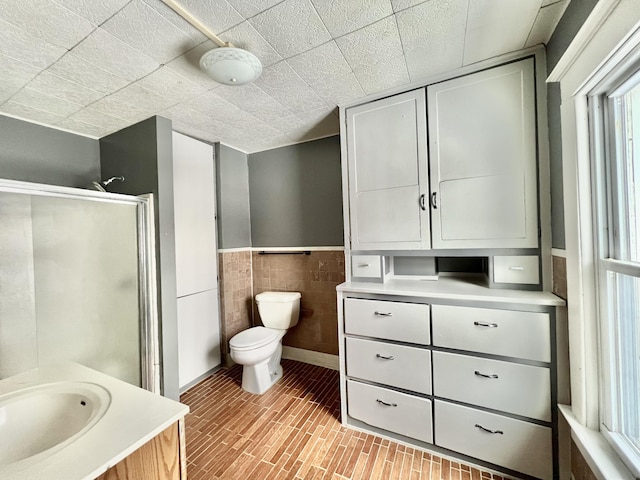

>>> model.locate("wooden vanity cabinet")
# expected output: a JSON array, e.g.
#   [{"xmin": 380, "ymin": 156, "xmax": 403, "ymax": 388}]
[{"xmin": 96, "ymin": 420, "xmax": 186, "ymax": 480}]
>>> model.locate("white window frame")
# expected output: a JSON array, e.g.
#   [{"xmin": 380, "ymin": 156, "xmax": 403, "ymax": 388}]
[{"xmin": 588, "ymin": 61, "xmax": 640, "ymax": 477}]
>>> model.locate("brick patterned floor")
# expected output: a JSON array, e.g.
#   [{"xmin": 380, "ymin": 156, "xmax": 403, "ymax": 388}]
[{"xmin": 180, "ymin": 360, "xmax": 507, "ymax": 480}]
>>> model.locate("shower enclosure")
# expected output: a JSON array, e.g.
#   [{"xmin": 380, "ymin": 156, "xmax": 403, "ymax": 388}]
[{"xmin": 0, "ymin": 178, "xmax": 159, "ymax": 392}]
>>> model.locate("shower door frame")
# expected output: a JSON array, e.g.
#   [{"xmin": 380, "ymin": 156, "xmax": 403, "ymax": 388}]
[{"xmin": 0, "ymin": 178, "xmax": 160, "ymax": 392}]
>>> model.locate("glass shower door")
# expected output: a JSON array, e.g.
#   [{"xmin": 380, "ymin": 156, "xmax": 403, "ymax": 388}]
[{"xmin": 0, "ymin": 180, "xmax": 157, "ymax": 390}]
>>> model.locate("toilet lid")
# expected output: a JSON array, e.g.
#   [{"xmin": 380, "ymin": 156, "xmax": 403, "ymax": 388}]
[
  {"xmin": 255, "ymin": 291, "xmax": 301, "ymax": 302},
  {"xmin": 230, "ymin": 327, "xmax": 281, "ymax": 350}
]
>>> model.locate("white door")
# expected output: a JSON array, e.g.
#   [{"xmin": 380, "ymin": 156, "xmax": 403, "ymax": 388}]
[
  {"xmin": 427, "ymin": 58, "xmax": 538, "ymax": 249},
  {"xmin": 346, "ymin": 89, "xmax": 430, "ymax": 250},
  {"xmin": 172, "ymin": 132, "xmax": 221, "ymax": 390}
]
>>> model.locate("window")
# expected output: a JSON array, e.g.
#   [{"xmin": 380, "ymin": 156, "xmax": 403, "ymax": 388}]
[{"xmin": 591, "ymin": 67, "xmax": 640, "ymax": 476}]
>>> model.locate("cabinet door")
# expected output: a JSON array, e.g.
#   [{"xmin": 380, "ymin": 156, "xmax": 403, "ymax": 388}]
[
  {"xmin": 172, "ymin": 132, "xmax": 217, "ymax": 297},
  {"xmin": 346, "ymin": 89, "xmax": 430, "ymax": 250},
  {"xmin": 428, "ymin": 58, "xmax": 538, "ymax": 249}
]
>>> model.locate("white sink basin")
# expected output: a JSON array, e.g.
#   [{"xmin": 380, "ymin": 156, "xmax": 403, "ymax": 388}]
[{"xmin": 0, "ymin": 382, "xmax": 111, "ymax": 465}]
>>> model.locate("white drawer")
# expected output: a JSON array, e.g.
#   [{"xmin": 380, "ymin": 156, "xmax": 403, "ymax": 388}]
[
  {"xmin": 351, "ymin": 255, "xmax": 382, "ymax": 278},
  {"xmin": 432, "ymin": 351, "xmax": 550, "ymax": 421},
  {"xmin": 344, "ymin": 298, "xmax": 430, "ymax": 345},
  {"xmin": 434, "ymin": 400, "xmax": 552, "ymax": 480},
  {"xmin": 346, "ymin": 337, "xmax": 431, "ymax": 394},
  {"xmin": 493, "ymin": 255, "xmax": 540, "ymax": 284},
  {"xmin": 347, "ymin": 380, "xmax": 433, "ymax": 444},
  {"xmin": 431, "ymin": 304, "xmax": 550, "ymax": 362}
]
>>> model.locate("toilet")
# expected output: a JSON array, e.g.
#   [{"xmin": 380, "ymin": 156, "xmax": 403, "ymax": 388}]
[{"xmin": 229, "ymin": 291, "xmax": 301, "ymax": 394}]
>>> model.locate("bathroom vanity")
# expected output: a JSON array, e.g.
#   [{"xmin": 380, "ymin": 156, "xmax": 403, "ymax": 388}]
[
  {"xmin": 337, "ymin": 47, "xmax": 565, "ymax": 479},
  {"xmin": 0, "ymin": 363, "xmax": 188, "ymax": 480}
]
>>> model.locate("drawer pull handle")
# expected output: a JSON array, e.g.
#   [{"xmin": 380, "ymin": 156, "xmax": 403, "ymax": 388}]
[
  {"xmin": 376, "ymin": 399, "xmax": 398, "ymax": 407},
  {"xmin": 475, "ymin": 424, "xmax": 504, "ymax": 435},
  {"xmin": 374, "ymin": 311, "xmax": 392, "ymax": 317},
  {"xmin": 376, "ymin": 354, "xmax": 395, "ymax": 360},
  {"xmin": 474, "ymin": 370, "xmax": 499, "ymax": 379},
  {"xmin": 358, "ymin": 263, "xmax": 370, "ymax": 267},
  {"xmin": 474, "ymin": 321, "xmax": 498, "ymax": 328},
  {"xmin": 508, "ymin": 266, "xmax": 525, "ymax": 271}
]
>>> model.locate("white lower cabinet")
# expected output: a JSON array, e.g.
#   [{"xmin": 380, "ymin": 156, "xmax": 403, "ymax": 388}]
[
  {"xmin": 434, "ymin": 400, "xmax": 553, "ymax": 480},
  {"xmin": 339, "ymin": 286, "xmax": 561, "ymax": 480},
  {"xmin": 347, "ymin": 380, "xmax": 433, "ymax": 444}
]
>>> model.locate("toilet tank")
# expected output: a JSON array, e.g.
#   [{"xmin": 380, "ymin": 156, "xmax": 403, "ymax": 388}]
[{"xmin": 256, "ymin": 292, "xmax": 301, "ymax": 330}]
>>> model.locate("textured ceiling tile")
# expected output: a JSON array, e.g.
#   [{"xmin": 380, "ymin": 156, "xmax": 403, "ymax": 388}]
[
  {"xmin": 213, "ymin": 83, "xmax": 291, "ymax": 119},
  {"xmin": 335, "ymin": 16, "xmax": 403, "ymax": 71},
  {"xmin": 135, "ymin": 67, "xmax": 206, "ymax": 104},
  {"xmin": 249, "ymin": 0, "xmax": 331, "ymax": 58},
  {"xmin": 0, "ymin": 18, "xmax": 67, "ymax": 70},
  {"xmin": 353, "ymin": 55, "xmax": 410, "ymax": 95},
  {"xmin": 161, "ymin": 103, "xmax": 224, "ymax": 131},
  {"xmin": 225, "ymin": 0, "xmax": 283, "ymax": 19},
  {"xmin": 287, "ymin": 41, "xmax": 352, "ymax": 86},
  {"xmin": 46, "ymin": 52, "xmax": 131, "ymax": 94},
  {"xmin": 184, "ymin": 89, "xmax": 242, "ymax": 117},
  {"xmin": 309, "ymin": 72, "xmax": 365, "ymax": 106},
  {"xmin": 68, "ymin": 107, "xmax": 130, "ymax": 130},
  {"xmin": 286, "ymin": 111, "xmax": 339, "ymax": 142},
  {"xmin": 463, "ymin": 0, "xmax": 542, "ymax": 65},
  {"xmin": 140, "ymin": 0, "xmax": 206, "ymax": 42},
  {"xmin": 391, "ymin": 0, "xmax": 428, "ymax": 12},
  {"xmin": 255, "ymin": 111, "xmax": 306, "ymax": 134},
  {"xmin": 56, "ymin": 117, "xmax": 109, "ymax": 137},
  {"xmin": 50, "ymin": 0, "xmax": 131, "ymax": 26},
  {"xmin": 525, "ymin": 0, "xmax": 569, "ymax": 47},
  {"xmin": 102, "ymin": 0, "xmax": 202, "ymax": 64},
  {"xmin": 174, "ymin": 0, "xmax": 244, "ymax": 34},
  {"xmin": 0, "ymin": 101, "xmax": 66, "ymax": 126},
  {"xmin": 11, "ymin": 87, "xmax": 84, "ymax": 117},
  {"xmin": 253, "ymin": 61, "xmax": 327, "ymax": 113},
  {"xmin": 91, "ymin": 86, "xmax": 170, "ymax": 123},
  {"xmin": 221, "ymin": 21, "xmax": 282, "ymax": 67},
  {"xmin": 397, "ymin": 0, "xmax": 466, "ymax": 79},
  {"xmin": 27, "ymin": 71, "xmax": 104, "ymax": 106},
  {"xmin": 0, "ymin": 54, "xmax": 41, "ymax": 90},
  {"xmin": 0, "ymin": 0, "xmax": 95, "ymax": 49},
  {"xmin": 166, "ymin": 41, "xmax": 223, "ymax": 89},
  {"xmin": 71, "ymin": 27, "xmax": 160, "ymax": 81},
  {"xmin": 0, "ymin": 79, "xmax": 21, "ymax": 104},
  {"xmin": 311, "ymin": 0, "xmax": 393, "ymax": 37}
]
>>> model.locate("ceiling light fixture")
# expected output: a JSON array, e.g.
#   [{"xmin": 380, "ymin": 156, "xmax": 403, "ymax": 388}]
[{"xmin": 161, "ymin": 0, "xmax": 262, "ymax": 86}]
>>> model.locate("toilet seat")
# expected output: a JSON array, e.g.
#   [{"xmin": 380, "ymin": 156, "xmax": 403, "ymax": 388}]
[{"xmin": 230, "ymin": 327, "xmax": 281, "ymax": 351}]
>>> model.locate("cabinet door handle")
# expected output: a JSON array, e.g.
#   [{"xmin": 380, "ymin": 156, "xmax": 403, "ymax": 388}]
[
  {"xmin": 376, "ymin": 354, "xmax": 395, "ymax": 360},
  {"xmin": 419, "ymin": 194, "xmax": 427, "ymax": 211},
  {"xmin": 474, "ymin": 370, "xmax": 499, "ymax": 379},
  {"xmin": 508, "ymin": 266, "xmax": 525, "ymax": 271},
  {"xmin": 431, "ymin": 192, "xmax": 438, "ymax": 209},
  {"xmin": 475, "ymin": 424, "xmax": 504, "ymax": 435},
  {"xmin": 374, "ymin": 311, "xmax": 392, "ymax": 317},
  {"xmin": 357, "ymin": 263, "xmax": 370, "ymax": 267},
  {"xmin": 474, "ymin": 321, "xmax": 498, "ymax": 328},
  {"xmin": 376, "ymin": 399, "xmax": 398, "ymax": 407}
]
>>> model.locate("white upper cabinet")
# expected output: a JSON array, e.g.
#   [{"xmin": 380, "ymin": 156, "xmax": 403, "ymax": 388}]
[
  {"xmin": 172, "ymin": 132, "xmax": 218, "ymax": 297},
  {"xmin": 346, "ymin": 89, "xmax": 430, "ymax": 250},
  {"xmin": 427, "ymin": 58, "xmax": 538, "ymax": 249}
]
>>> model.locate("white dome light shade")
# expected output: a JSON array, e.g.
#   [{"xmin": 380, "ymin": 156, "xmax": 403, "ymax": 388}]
[{"xmin": 199, "ymin": 47, "xmax": 262, "ymax": 86}]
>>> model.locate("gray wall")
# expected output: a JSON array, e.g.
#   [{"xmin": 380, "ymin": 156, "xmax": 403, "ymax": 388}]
[
  {"xmin": 546, "ymin": 0, "xmax": 599, "ymax": 249},
  {"xmin": 216, "ymin": 143, "xmax": 252, "ymax": 249},
  {"xmin": 248, "ymin": 136, "xmax": 343, "ymax": 247},
  {"xmin": 0, "ymin": 114, "xmax": 100, "ymax": 187},
  {"xmin": 99, "ymin": 116, "xmax": 180, "ymax": 401}
]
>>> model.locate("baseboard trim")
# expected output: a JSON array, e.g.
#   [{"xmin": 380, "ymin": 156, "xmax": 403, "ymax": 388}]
[
  {"xmin": 282, "ymin": 346, "xmax": 339, "ymax": 370},
  {"xmin": 179, "ymin": 365, "xmax": 222, "ymax": 394}
]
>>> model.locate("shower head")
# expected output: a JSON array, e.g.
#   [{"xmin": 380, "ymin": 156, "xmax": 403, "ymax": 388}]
[{"xmin": 92, "ymin": 176, "xmax": 125, "ymax": 192}]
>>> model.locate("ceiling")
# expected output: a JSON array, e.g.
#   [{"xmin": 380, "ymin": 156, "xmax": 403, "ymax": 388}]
[{"xmin": 0, "ymin": 0, "xmax": 569, "ymax": 154}]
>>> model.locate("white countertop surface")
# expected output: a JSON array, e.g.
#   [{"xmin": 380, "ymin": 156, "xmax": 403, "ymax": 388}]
[
  {"xmin": 0, "ymin": 362, "xmax": 189, "ymax": 480},
  {"xmin": 337, "ymin": 276, "xmax": 565, "ymax": 306}
]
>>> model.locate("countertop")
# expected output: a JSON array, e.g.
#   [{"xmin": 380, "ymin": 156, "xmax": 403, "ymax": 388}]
[
  {"xmin": 0, "ymin": 362, "xmax": 189, "ymax": 480},
  {"xmin": 337, "ymin": 276, "xmax": 565, "ymax": 307}
]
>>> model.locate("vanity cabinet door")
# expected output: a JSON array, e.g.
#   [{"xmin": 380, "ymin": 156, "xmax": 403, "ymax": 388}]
[
  {"xmin": 346, "ymin": 89, "xmax": 430, "ymax": 250},
  {"xmin": 427, "ymin": 58, "xmax": 538, "ymax": 249}
]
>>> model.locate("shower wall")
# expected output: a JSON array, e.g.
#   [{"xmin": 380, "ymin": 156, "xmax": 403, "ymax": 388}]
[{"xmin": 0, "ymin": 189, "xmax": 142, "ymax": 386}]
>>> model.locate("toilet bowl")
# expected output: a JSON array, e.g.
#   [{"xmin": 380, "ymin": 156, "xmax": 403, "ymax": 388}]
[{"xmin": 229, "ymin": 291, "xmax": 300, "ymax": 394}]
